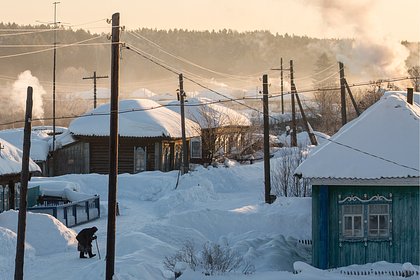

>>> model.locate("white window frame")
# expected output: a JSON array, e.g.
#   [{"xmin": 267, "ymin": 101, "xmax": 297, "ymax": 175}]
[
  {"xmin": 338, "ymin": 194, "xmax": 392, "ymax": 243},
  {"xmin": 368, "ymin": 204, "xmax": 390, "ymax": 237},
  {"xmin": 133, "ymin": 146, "xmax": 147, "ymax": 173},
  {"xmin": 342, "ymin": 205, "xmax": 364, "ymax": 238},
  {"xmin": 190, "ymin": 137, "xmax": 202, "ymax": 159}
]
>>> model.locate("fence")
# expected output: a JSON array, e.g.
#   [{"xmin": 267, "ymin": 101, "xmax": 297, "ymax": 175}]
[{"xmin": 28, "ymin": 196, "xmax": 100, "ymax": 228}]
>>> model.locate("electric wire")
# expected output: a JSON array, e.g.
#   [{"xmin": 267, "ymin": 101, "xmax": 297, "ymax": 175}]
[{"xmin": 0, "ymin": 34, "xmax": 108, "ymax": 59}]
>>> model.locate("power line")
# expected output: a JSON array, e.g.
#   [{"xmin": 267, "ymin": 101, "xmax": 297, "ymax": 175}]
[
  {"xmin": 0, "ymin": 35, "xmax": 108, "ymax": 59},
  {"xmin": 313, "ymin": 133, "xmax": 420, "ymax": 172},
  {"xmin": 1, "ymin": 95, "xmax": 417, "ymax": 173}
]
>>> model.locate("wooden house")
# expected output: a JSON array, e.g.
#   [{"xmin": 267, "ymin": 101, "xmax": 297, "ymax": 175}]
[
  {"xmin": 0, "ymin": 138, "xmax": 41, "ymax": 213},
  {"xmin": 294, "ymin": 91, "xmax": 420, "ymax": 269},
  {"xmin": 0, "ymin": 126, "xmax": 70, "ymax": 176},
  {"xmin": 167, "ymin": 97, "xmax": 251, "ymax": 164},
  {"xmin": 54, "ymin": 99, "xmax": 201, "ymax": 175}
]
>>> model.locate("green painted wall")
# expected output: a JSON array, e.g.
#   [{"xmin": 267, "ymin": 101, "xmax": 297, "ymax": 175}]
[{"xmin": 312, "ymin": 185, "xmax": 420, "ymax": 268}]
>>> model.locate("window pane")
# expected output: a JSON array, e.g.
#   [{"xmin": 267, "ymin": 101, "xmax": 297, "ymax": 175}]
[
  {"xmin": 379, "ymin": 215, "xmax": 388, "ymax": 230},
  {"xmin": 354, "ymin": 216, "xmax": 363, "ymax": 237},
  {"xmin": 369, "ymin": 204, "xmax": 388, "ymax": 214},
  {"xmin": 343, "ymin": 205, "xmax": 363, "ymax": 214},
  {"xmin": 369, "ymin": 215, "xmax": 378, "ymax": 229},
  {"xmin": 344, "ymin": 216, "xmax": 352, "ymax": 230}
]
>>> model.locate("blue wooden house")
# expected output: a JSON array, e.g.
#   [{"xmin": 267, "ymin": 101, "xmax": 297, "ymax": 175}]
[{"xmin": 295, "ymin": 92, "xmax": 420, "ymax": 269}]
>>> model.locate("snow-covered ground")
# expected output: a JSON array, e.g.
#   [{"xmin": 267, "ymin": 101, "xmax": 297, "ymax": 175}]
[{"xmin": 0, "ymin": 157, "xmax": 418, "ymax": 279}]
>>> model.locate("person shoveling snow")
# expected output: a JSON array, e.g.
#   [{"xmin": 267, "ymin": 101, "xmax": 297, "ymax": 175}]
[{"xmin": 76, "ymin": 226, "xmax": 98, "ymax": 259}]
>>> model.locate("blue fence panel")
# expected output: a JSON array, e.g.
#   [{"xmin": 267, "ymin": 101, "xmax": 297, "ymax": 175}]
[{"xmin": 28, "ymin": 196, "xmax": 100, "ymax": 228}]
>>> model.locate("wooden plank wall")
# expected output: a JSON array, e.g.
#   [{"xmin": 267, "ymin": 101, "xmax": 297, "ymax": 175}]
[{"xmin": 313, "ymin": 185, "xmax": 420, "ymax": 268}]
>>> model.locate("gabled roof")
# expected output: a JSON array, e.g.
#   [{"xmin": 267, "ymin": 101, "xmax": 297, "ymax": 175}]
[
  {"xmin": 69, "ymin": 99, "xmax": 201, "ymax": 138},
  {"xmin": 0, "ymin": 137, "xmax": 41, "ymax": 176},
  {"xmin": 294, "ymin": 92, "xmax": 420, "ymax": 182},
  {"xmin": 167, "ymin": 97, "xmax": 251, "ymax": 128}
]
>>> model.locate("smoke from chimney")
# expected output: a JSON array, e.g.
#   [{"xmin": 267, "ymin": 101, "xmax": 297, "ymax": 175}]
[
  {"xmin": 0, "ymin": 70, "xmax": 47, "ymax": 120},
  {"xmin": 309, "ymin": 0, "xmax": 410, "ymax": 82}
]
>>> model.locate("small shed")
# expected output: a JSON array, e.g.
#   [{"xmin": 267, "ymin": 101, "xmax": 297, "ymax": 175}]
[
  {"xmin": 294, "ymin": 92, "xmax": 420, "ymax": 269},
  {"xmin": 0, "ymin": 138, "xmax": 41, "ymax": 212},
  {"xmin": 167, "ymin": 97, "xmax": 251, "ymax": 164},
  {"xmin": 55, "ymin": 99, "xmax": 201, "ymax": 175}
]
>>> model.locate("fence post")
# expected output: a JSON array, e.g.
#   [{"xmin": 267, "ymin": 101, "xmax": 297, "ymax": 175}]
[
  {"xmin": 73, "ymin": 205, "xmax": 77, "ymax": 225},
  {"xmin": 63, "ymin": 206, "xmax": 68, "ymax": 227},
  {"xmin": 85, "ymin": 201, "xmax": 90, "ymax": 221}
]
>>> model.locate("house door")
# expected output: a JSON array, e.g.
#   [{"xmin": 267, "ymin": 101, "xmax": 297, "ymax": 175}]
[{"xmin": 134, "ymin": 146, "xmax": 147, "ymax": 173}]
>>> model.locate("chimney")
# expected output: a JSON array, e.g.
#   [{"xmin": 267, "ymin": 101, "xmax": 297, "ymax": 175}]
[{"xmin": 407, "ymin": 88, "xmax": 414, "ymax": 105}]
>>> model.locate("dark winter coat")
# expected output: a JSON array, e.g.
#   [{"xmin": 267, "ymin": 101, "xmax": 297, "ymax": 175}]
[{"xmin": 76, "ymin": 226, "xmax": 97, "ymax": 251}]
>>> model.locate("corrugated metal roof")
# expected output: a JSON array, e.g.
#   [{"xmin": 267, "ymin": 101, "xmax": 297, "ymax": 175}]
[{"xmin": 294, "ymin": 92, "xmax": 420, "ymax": 181}]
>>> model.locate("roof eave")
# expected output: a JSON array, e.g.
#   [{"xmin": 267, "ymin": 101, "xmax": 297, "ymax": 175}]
[{"xmin": 308, "ymin": 177, "xmax": 420, "ymax": 186}]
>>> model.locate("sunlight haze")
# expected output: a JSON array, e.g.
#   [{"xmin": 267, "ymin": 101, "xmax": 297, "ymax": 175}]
[{"xmin": 2, "ymin": 0, "xmax": 420, "ymax": 41}]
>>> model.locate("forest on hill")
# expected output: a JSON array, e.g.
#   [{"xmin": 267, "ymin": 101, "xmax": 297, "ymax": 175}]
[
  {"xmin": 1, "ymin": 23, "xmax": 418, "ymax": 88},
  {"xmin": 0, "ymin": 23, "xmax": 418, "ymax": 132}
]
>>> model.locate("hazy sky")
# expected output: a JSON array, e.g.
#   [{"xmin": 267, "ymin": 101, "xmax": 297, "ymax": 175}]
[{"xmin": 2, "ymin": 0, "xmax": 420, "ymax": 41}]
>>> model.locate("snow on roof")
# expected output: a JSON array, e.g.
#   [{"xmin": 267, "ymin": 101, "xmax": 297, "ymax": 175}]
[
  {"xmin": 69, "ymin": 99, "xmax": 201, "ymax": 138},
  {"xmin": 295, "ymin": 92, "xmax": 420, "ymax": 181},
  {"xmin": 0, "ymin": 126, "xmax": 76, "ymax": 159},
  {"xmin": 167, "ymin": 97, "xmax": 251, "ymax": 128},
  {"xmin": 0, "ymin": 137, "xmax": 41, "ymax": 176}
]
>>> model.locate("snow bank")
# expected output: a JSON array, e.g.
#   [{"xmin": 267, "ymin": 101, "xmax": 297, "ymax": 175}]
[
  {"xmin": 0, "ymin": 227, "xmax": 35, "ymax": 279},
  {"xmin": 0, "ymin": 210, "xmax": 77, "ymax": 256}
]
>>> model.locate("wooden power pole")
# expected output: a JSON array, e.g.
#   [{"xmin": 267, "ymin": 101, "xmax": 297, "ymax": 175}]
[
  {"xmin": 83, "ymin": 71, "xmax": 109, "ymax": 109},
  {"xmin": 14, "ymin": 87, "xmax": 33, "ymax": 280},
  {"xmin": 178, "ymin": 73, "xmax": 189, "ymax": 174},
  {"xmin": 339, "ymin": 61, "xmax": 347, "ymax": 125},
  {"xmin": 262, "ymin": 74, "xmax": 274, "ymax": 204},
  {"xmin": 290, "ymin": 60, "xmax": 297, "ymax": 147},
  {"xmin": 270, "ymin": 57, "xmax": 286, "ymax": 114},
  {"xmin": 106, "ymin": 12, "xmax": 120, "ymax": 280}
]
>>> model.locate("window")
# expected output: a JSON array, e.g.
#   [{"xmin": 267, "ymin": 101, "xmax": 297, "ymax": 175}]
[
  {"xmin": 339, "ymin": 194, "xmax": 392, "ymax": 242},
  {"xmin": 190, "ymin": 138, "xmax": 202, "ymax": 159},
  {"xmin": 134, "ymin": 146, "xmax": 146, "ymax": 173},
  {"xmin": 368, "ymin": 204, "xmax": 389, "ymax": 237},
  {"xmin": 343, "ymin": 205, "xmax": 363, "ymax": 237}
]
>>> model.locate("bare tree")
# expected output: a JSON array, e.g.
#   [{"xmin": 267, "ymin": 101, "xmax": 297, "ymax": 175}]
[{"xmin": 271, "ymin": 147, "xmax": 310, "ymax": 197}]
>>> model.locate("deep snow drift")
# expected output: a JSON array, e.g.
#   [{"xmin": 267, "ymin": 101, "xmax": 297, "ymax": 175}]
[{"xmin": 0, "ymin": 158, "xmax": 418, "ymax": 279}]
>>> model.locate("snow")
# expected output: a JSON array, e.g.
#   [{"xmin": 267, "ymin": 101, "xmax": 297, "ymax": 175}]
[
  {"xmin": 0, "ymin": 126, "xmax": 76, "ymax": 159},
  {"xmin": 1, "ymin": 159, "xmax": 418, "ymax": 279},
  {"xmin": 1, "ymin": 91, "xmax": 419, "ymax": 279},
  {"xmin": 167, "ymin": 97, "xmax": 251, "ymax": 128},
  {"xmin": 0, "ymin": 137, "xmax": 40, "ymax": 175},
  {"xmin": 69, "ymin": 99, "xmax": 201, "ymax": 138},
  {"xmin": 295, "ymin": 92, "xmax": 420, "ymax": 180}
]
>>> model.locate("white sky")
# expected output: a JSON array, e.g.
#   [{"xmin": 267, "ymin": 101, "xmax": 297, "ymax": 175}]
[{"xmin": 2, "ymin": 0, "xmax": 420, "ymax": 41}]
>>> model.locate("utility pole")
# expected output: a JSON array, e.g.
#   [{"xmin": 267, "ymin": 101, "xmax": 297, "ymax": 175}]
[
  {"xmin": 178, "ymin": 73, "xmax": 189, "ymax": 174},
  {"xmin": 14, "ymin": 87, "xmax": 33, "ymax": 280},
  {"xmin": 262, "ymin": 74, "xmax": 274, "ymax": 204},
  {"xmin": 293, "ymin": 86, "xmax": 318, "ymax": 146},
  {"xmin": 106, "ymin": 12, "xmax": 120, "ymax": 280},
  {"xmin": 271, "ymin": 57, "xmax": 289, "ymax": 114},
  {"xmin": 344, "ymin": 80, "xmax": 361, "ymax": 117},
  {"xmin": 289, "ymin": 60, "xmax": 297, "ymax": 147},
  {"xmin": 339, "ymin": 62, "xmax": 347, "ymax": 125},
  {"xmin": 83, "ymin": 71, "xmax": 109, "ymax": 109},
  {"xmin": 51, "ymin": 1, "xmax": 59, "ymax": 176}
]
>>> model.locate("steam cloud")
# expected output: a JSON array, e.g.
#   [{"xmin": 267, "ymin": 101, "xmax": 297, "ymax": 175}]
[
  {"xmin": 310, "ymin": 0, "xmax": 410, "ymax": 81},
  {"xmin": 1, "ymin": 70, "xmax": 47, "ymax": 119}
]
